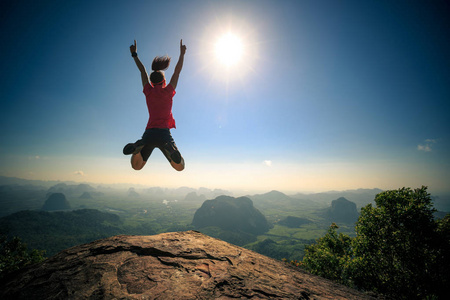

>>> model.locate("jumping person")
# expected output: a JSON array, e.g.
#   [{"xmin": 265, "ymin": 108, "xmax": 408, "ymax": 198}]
[{"xmin": 123, "ymin": 39, "xmax": 186, "ymax": 171}]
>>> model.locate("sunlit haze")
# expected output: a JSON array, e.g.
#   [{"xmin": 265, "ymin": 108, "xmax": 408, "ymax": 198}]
[{"xmin": 1, "ymin": 0, "xmax": 449, "ymax": 197}]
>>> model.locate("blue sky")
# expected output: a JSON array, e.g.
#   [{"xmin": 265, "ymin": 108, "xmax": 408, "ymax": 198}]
[{"xmin": 1, "ymin": 0, "xmax": 449, "ymax": 195}]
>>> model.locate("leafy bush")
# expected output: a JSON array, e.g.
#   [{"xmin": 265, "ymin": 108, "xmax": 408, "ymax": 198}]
[
  {"xmin": 302, "ymin": 223, "xmax": 353, "ymax": 284},
  {"xmin": 300, "ymin": 187, "xmax": 449, "ymax": 299},
  {"xmin": 0, "ymin": 235, "xmax": 45, "ymax": 279}
]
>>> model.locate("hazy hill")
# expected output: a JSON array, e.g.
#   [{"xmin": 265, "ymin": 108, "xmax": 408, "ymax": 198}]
[
  {"xmin": 142, "ymin": 186, "xmax": 232, "ymax": 201},
  {"xmin": 325, "ymin": 197, "xmax": 359, "ymax": 224},
  {"xmin": 127, "ymin": 187, "xmax": 140, "ymax": 198},
  {"xmin": 0, "ymin": 176, "xmax": 62, "ymax": 188},
  {"xmin": 42, "ymin": 193, "xmax": 71, "ymax": 211},
  {"xmin": 248, "ymin": 190, "xmax": 321, "ymax": 211},
  {"xmin": 47, "ymin": 183, "xmax": 95, "ymax": 197},
  {"xmin": 0, "ymin": 209, "xmax": 124, "ymax": 257},
  {"xmin": 0, "ymin": 184, "xmax": 47, "ymax": 217},
  {"xmin": 431, "ymin": 194, "xmax": 450, "ymax": 212},
  {"xmin": 0, "ymin": 231, "xmax": 376, "ymax": 299},
  {"xmin": 192, "ymin": 196, "xmax": 271, "ymax": 235},
  {"xmin": 292, "ymin": 188, "xmax": 383, "ymax": 209},
  {"xmin": 184, "ymin": 191, "xmax": 207, "ymax": 202},
  {"xmin": 79, "ymin": 192, "xmax": 92, "ymax": 199},
  {"xmin": 250, "ymin": 190, "xmax": 302, "ymax": 203}
]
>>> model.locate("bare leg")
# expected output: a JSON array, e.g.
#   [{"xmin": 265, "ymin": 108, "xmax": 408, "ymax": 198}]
[
  {"xmin": 170, "ymin": 156, "xmax": 185, "ymax": 171},
  {"xmin": 131, "ymin": 152, "xmax": 146, "ymax": 170}
]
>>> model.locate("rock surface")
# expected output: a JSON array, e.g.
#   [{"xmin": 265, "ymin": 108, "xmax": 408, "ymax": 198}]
[{"xmin": 0, "ymin": 231, "xmax": 376, "ymax": 299}]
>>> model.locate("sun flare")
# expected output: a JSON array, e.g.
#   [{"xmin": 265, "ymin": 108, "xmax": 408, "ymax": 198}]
[{"xmin": 214, "ymin": 33, "xmax": 244, "ymax": 67}]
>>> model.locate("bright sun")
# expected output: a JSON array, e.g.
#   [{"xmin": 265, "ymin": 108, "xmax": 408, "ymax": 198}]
[{"xmin": 214, "ymin": 33, "xmax": 244, "ymax": 67}]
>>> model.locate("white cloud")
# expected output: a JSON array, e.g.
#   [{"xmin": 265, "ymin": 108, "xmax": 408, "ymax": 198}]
[
  {"xmin": 417, "ymin": 144, "xmax": 432, "ymax": 152},
  {"xmin": 73, "ymin": 170, "xmax": 86, "ymax": 176},
  {"xmin": 417, "ymin": 139, "xmax": 437, "ymax": 152},
  {"xmin": 263, "ymin": 160, "xmax": 272, "ymax": 167}
]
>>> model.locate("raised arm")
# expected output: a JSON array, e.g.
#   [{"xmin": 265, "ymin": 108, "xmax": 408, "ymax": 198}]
[
  {"xmin": 169, "ymin": 39, "xmax": 187, "ymax": 90},
  {"xmin": 130, "ymin": 40, "xmax": 149, "ymax": 88}
]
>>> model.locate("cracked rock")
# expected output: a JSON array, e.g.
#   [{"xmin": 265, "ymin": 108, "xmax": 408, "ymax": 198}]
[{"xmin": 0, "ymin": 231, "xmax": 377, "ymax": 299}]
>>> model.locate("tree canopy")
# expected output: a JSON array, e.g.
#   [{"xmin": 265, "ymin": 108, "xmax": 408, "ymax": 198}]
[
  {"xmin": 301, "ymin": 186, "xmax": 449, "ymax": 299},
  {"xmin": 0, "ymin": 235, "xmax": 45, "ymax": 279}
]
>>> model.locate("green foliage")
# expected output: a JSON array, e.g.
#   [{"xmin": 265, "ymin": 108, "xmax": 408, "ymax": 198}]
[
  {"xmin": 278, "ymin": 216, "xmax": 312, "ymax": 228},
  {"xmin": 248, "ymin": 239, "xmax": 289, "ymax": 260},
  {"xmin": 0, "ymin": 235, "xmax": 45, "ymax": 279},
  {"xmin": 352, "ymin": 187, "xmax": 439, "ymax": 298},
  {"xmin": 301, "ymin": 223, "xmax": 353, "ymax": 285},
  {"xmin": 301, "ymin": 186, "xmax": 449, "ymax": 299}
]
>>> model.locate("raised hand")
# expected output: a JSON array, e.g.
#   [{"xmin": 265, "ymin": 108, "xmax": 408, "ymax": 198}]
[
  {"xmin": 180, "ymin": 39, "xmax": 186, "ymax": 55},
  {"xmin": 130, "ymin": 40, "xmax": 137, "ymax": 54}
]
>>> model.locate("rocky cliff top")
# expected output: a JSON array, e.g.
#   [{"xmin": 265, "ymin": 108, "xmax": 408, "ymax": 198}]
[{"xmin": 0, "ymin": 231, "xmax": 376, "ymax": 299}]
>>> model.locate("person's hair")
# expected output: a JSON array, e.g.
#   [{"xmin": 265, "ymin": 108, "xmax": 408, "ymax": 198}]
[{"xmin": 150, "ymin": 55, "xmax": 171, "ymax": 85}]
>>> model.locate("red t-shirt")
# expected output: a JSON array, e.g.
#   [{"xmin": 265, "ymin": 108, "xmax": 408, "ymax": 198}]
[{"xmin": 143, "ymin": 83, "xmax": 176, "ymax": 129}]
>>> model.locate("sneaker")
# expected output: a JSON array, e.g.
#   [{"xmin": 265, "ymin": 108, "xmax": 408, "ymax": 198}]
[
  {"xmin": 123, "ymin": 140, "xmax": 145, "ymax": 155},
  {"xmin": 163, "ymin": 142, "xmax": 182, "ymax": 164}
]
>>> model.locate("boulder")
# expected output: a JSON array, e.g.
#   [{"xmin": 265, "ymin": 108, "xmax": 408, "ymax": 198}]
[{"xmin": 0, "ymin": 231, "xmax": 376, "ymax": 299}]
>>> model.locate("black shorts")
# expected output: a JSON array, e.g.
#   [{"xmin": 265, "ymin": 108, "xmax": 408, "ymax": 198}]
[{"xmin": 140, "ymin": 128, "xmax": 182, "ymax": 163}]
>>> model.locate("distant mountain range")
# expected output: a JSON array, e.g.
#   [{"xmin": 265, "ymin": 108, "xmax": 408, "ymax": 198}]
[
  {"xmin": 1, "ymin": 175, "xmax": 448, "ymax": 264},
  {"xmin": 1, "ymin": 176, "xmax": 449, "ymax": 212},
  {"xmin": 247, "ymin": 190, "xmax": 323, "ymax": 213},
  {"xmin": 291, "ymin": 189, "xmax": 383, "ymax": 209},
  {"xmin": 0, "ymin": 176, "xmax": 78, "ymax": 189}
]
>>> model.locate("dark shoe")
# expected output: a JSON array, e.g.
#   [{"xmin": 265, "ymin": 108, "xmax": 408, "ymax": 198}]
[
  {"xmin": 123, "ymin": 140, "xmax": 145, "ymax": 155},
  {"xmin": 163, "ymin": 142, "xmax": 182, "ymax": 164}
]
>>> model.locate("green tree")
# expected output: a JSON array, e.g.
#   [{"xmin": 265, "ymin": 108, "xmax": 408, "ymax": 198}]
[
  {"xmin": 0, "ymin": 235, "xmax": 45, "ymax": 279},
  {"xmin": 352, "ymin": 186, "xmax": 441, "ymax": 299},
  {"xmin": 302, "ymin": 223, "xmax": 353, "ymax": 285},
  {"xmin": 301, "ymin": 186, "xmax": 449, "ymax": 299}
]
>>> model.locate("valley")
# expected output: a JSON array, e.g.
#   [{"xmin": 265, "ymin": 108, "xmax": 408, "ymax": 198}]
[{"xmin": 1, "ymin": 176, "xmax": 445, "ymax": 262}]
